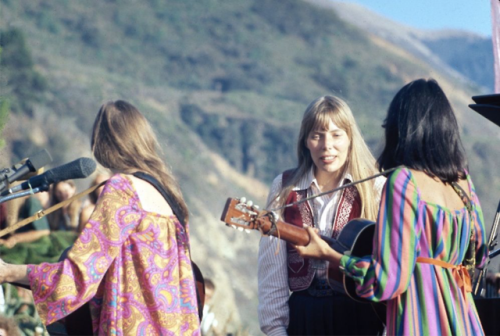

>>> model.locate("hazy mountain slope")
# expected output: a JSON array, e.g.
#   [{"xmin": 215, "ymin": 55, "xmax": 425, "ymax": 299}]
[
  {"xmin": 1, "ymin": 0, "xmax": 499, "ymax": 333},
  {"xmin": 326, "ymin": 0, "xmax": 494, "ymax": 91},
  {"xmin": 419, "ymin": 31, "xmax": 494, "ymax": 90}
]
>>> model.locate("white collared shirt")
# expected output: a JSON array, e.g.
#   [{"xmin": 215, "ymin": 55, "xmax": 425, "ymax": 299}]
[{"xmin": 300, "ymin": 167, "xmax": 347, "ymax": 235}]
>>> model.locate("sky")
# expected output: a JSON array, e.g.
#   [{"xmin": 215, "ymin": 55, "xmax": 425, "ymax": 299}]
[{"xmin": 339, "ymin": 0, "xmax": 493, "ymax": 37}]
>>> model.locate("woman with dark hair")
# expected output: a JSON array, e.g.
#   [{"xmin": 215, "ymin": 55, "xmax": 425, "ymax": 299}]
[
  {"xmin": 296, "ymin": 79, "xmax": 488, "ymax": 335},
  {"xmin": 258, "ymin": 95, "xmax": 385, "ymax": 335},
  {"xmin": 0, "ymin": 100, "xmax": 200, "ymax": 335}
]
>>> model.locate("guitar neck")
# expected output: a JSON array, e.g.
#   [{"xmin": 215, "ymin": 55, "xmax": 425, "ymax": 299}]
[
  {"xmin": 220, "ymin": 198, "xmax": 335, "ymax": 247},
  {"xmin": 263, "ymin": 218, "xmax": 336, "ymax": 247}
]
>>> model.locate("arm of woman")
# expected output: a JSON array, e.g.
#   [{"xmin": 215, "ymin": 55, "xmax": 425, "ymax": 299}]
[
  {"xmin": 340, "ymin": 168, "xmax": 421, "ymax": 302},
  {"xmin": 27, "ymin": 175, "xmax": 141, "ymax": 325},
  {"xmin": 0, "ymin": 229, "xmax": 51, "ymax": 248},
  {"xmin": 294, "ymin": 227, "xmax": 343, "ymax": 271},
  {"xmin": 257, "ymin": 174, "xmax": 290, "ymax": 336},
  {"xmin": 0, "ymin": 258, "xmax": 29, "ymax": 286}
]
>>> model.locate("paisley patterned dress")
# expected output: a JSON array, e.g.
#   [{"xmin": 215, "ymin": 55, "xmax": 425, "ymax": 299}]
[{"xmin": 27, "ymin": 174, "xmax": 200, "ymax": 335}]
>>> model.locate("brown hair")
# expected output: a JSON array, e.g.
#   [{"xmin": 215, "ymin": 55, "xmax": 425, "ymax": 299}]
[{"xmin": 91, "ymin": 100, "xmax": 189, "ymax": 222}]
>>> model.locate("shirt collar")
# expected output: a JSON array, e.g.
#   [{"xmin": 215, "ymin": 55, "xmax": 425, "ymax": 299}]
[{"xmin": 293, "ymin": 166, "xmax": 353, "ymax": 191}]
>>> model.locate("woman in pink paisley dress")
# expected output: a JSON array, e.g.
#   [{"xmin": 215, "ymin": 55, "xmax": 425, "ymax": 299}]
[{"xmin": 0, "ymin": 100, "xmax": 201, "ymax": 335}]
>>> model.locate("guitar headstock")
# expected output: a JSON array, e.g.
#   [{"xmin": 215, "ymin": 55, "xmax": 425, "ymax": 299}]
[{"xmin": 221, "ymin": 197, "xmax": 262, "ymax": 231}]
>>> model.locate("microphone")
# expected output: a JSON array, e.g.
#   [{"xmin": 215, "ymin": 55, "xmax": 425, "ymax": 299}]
[
  {"xmin": 1, "ymin": 157, "xmax": 97, "ymax": 196},
  {"xmin": 0, "ymin": 149, "xmax": 52, "ymax": 190}
]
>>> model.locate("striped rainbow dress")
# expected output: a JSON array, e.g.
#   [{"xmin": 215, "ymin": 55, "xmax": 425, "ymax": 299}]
[{"xmin": 340, "ymin": 167, "xmax": 487, "ymax": 336}]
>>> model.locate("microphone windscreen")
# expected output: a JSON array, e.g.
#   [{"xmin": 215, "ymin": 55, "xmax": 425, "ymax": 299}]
[{"xmin": 45, "ymin": 158, "xmax": 97, "ymax": 185}]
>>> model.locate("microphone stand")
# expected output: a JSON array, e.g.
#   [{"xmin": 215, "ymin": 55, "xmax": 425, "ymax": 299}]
[
  {"xmin": 0, "ymin": 185, "xmax": 49, "ymax": 204},
  {"xmin": 0, "ymin": 167, "xmax": 15, "ymax": 192},
  {"xmin": 473, "ymin": 199, "xmax": 500, "ymax": 297}
]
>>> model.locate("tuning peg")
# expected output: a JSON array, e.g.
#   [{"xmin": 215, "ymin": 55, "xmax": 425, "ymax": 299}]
[
  {"xmin": 231, "ymin": 225, "xmax": 237, "ymax": 229},
  {"xmin": 238, "ymin": 227, "xmax": 244, "ymax": 231},
  {"xmin": 246, "ymin": 200, "xmax": 253, "ymax": 207},
  {"xmin": 245, "ymin": 229, "xmax": 251, "ymax": 233},
  {"xmin": 254, "ymin": 205, "xmax": 259, "ymax": 209},
  {"xmin": 240, "ymin": 197, "xmax": 247, "ymax": 203}
]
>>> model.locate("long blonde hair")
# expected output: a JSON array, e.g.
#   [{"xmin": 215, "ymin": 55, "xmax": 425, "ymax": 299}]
[
  {"xmin": 91, "ymin": 100, "xmax": 189, "ymax": 222},
  {"xmin": 277, "ymin": 96, "xmax": 379, "ymax": 221}
]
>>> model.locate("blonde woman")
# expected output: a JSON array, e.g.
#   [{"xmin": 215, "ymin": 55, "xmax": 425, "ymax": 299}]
[
  {"xmin": 296, "ymin": 79, "xmax": 488, "ymax": 335},
  {"xmin": 258, "ymin": 96, "xmax": 385, "ymax": 335},
  {"xmin": 0, "ymin": 100, "xmax": 200, "ymax": 335}
]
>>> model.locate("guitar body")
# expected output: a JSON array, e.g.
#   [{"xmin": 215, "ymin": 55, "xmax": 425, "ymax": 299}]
[
  {"xmin": 328, "ymin": 219, "xmax": 376, "ymax": 302},
  {"xmin": 192, "ymin": 261, "xmax": 206, "ymax": 320},
  {"xmin": 327, "ymin": 219, "xmax": 386, "ymax": 323}
]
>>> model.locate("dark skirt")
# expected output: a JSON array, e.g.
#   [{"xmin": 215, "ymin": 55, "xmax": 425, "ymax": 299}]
[{"xmin": 287, "ymin": 290, "xmax": 385, "ymax": 336}]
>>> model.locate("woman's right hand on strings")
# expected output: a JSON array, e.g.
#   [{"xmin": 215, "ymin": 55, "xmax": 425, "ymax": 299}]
[{"xmin": 295, "ymin": 227, "xmax": 341, "ymax": 260}]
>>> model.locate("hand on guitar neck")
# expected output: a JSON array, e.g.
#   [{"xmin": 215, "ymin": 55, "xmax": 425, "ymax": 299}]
[{"xmin": 294, "ymin": 226, "xmax": 343, "ymax": 282}]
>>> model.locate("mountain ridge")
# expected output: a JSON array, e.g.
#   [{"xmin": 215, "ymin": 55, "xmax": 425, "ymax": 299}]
[{"xmin": 324, "ymin": 0, "xmax": 494, "ymax": 91}]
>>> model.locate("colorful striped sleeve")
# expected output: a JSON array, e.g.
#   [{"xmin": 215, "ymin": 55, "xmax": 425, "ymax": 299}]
[{"xmin": 340, "ymin": 168, "xmax": 421, "ymax": 302}]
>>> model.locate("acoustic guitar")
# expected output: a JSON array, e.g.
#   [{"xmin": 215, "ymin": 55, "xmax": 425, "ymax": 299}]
[{"xmin": 220, "ymin": 197, "xmax": 376, "ymax": 303}]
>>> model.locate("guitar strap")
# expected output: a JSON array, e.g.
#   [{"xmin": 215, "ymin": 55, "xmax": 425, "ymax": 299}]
[
  {"xmin": 416, "ymin": 180, "xmax": 476, "ymax": 294},
  {"xmin": 132, "ymin": 172, "xmax": 205, "ymax": 321},
  {"xmin": 132, "ymin": 172, "xmax": 185, "ymax": 223},
  {"xmin": 451, "ymin": 181, "xmax": 476, "ymax": 280}
]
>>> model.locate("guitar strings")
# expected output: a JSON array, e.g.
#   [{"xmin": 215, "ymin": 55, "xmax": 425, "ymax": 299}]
[{"xmin": 247, "ymin": 166, "xmax": 402, "ymax": 256}]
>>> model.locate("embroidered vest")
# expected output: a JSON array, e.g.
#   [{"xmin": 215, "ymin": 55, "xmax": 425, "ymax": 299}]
[{"xmin": 282, "ymin": 170, "xmax": 362, "ymax": 291}]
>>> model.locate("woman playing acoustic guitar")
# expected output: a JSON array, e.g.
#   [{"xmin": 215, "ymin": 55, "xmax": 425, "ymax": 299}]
[
  {"xmin": 296, "ymin": 79, "xmax": 488, "ymax": 335},
  {"xmin": 0, "ymin": 101, "xmax": 201, "ymax": 335},
  {"xmin": 258, "ymin": 95, "xmax": 386, "ymax": 335}
]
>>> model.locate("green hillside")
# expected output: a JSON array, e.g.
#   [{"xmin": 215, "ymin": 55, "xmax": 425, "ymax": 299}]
[
  {"xmin": 1, "ymin": 0, "xmax": 436, "ymax": 178},
  {"xmin": 1, "ymin": 0, "xmax": 499, "ymax": 333}
]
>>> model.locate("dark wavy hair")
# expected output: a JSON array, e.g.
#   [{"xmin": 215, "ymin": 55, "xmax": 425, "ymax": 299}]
[{"xmin": 377, "ymin": 78, "xmax": 467, "ymax": 182}]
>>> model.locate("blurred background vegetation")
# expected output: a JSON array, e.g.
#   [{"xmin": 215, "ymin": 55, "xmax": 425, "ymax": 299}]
[{"xmin": 0, "ymin": 0, "xmax": 498, "ymax": 334}]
